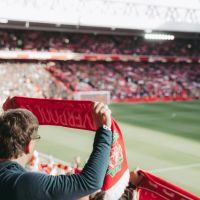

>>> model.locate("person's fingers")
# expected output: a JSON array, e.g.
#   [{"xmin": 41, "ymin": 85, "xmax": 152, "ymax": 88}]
[
  {"xmin": 93, "ymin": 102, "xmax": 99, "ymax": 110},
  {"xmin": 99, "ymin": 107, "xmax": 106, "ymax": 115},
  {"xmin": 100, "ymin": 110, "xmax": 111, "ymax": 121},
  {"xmin": 93, "ymin": 102, "xmax": 102, "ymax": 113},
  {"xmin": 104, "ymin": 106, "xmax": 111, "ymax": 115},
  {"xmin": 92, "ymin": 102, "xmax": 112, "ymax": 129},
  {"xmin": 95, "ymin": 102, "xmax": 105, "ymax": 114},
  {"xmin": 101, "ymin": 106, "xmax": 111, "ymax": 118},
  {"xmin": 93, "ymin": 102, "xmax": 110, "ymax": 115},
  {"xmin": 101, "ymin": 106, "xmax": 112, "ymax": 128}
]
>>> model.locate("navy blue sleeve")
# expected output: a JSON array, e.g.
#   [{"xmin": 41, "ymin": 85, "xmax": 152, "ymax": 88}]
[{"xmin": 15, "ymin": 127, "xmax": 112, "ymax": 200}]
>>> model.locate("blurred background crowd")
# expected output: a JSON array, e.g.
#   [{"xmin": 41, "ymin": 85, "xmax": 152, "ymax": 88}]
[
  {"xmin": 0, "ymin": 29, "xmax": 200, "ymax": 56},
  {"xmin": 0, "ymin": 59, "xmax": 199, "ymax": 105}
]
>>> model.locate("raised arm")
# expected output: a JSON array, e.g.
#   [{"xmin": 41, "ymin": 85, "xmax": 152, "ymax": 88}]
[{"xmin": 16, "ymin": 102, "xmax": 113, "ymax": 200}]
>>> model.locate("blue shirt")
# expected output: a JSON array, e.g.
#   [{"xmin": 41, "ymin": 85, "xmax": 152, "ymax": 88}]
[{"xmin": 0, "ymin": 127, "xmax": 112, "ymax": 200}]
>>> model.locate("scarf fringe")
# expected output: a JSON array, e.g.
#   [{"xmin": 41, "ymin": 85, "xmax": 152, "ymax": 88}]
[{"xmin": 104, "ymin": 169, "xmax": 130, "ymax": 200}]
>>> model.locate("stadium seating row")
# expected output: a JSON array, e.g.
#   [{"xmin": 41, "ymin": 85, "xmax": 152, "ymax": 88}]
[{"xmin": 0, "ymin": 29, "xmax": 199, "ymax": 56}]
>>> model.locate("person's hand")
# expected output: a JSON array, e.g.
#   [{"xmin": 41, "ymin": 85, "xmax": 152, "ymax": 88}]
[
  {"xmin": 92, "ymin": 102, "xmax": 112, "ymax": 130},
  {"xmin": 129, "ymin": 169, "xmax": 144, "ymax": 187},
  {"xmin": 2, "ymin": 96, "xmax": 14, "ymax": 111}
]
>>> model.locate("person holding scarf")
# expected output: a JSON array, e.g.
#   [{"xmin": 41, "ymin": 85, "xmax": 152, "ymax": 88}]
[{"xmin": 0, "ymin": 98, "xmax": 112, "ymax": 200}]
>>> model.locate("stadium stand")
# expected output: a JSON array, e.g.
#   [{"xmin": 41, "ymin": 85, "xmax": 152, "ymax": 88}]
[
  {"xmin": 0, "ymin": 29, "xmax": 200, "ymax": 56},
  {"xmin": 0, "ymin": 29, "xmax": 199, "ymax": 103},
  {"xmin": 44, "ymin": 61, "xmax": 200, "ymax": 101},
  {"xmin": 0, "ymin": 60, "xmax": 199, "ymax": 103},
  {"xmin": 0, "ymin": 61, "xmax": 69, "ymax": 106}
]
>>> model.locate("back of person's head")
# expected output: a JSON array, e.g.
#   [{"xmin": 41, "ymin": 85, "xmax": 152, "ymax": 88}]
[
  {"xmin": 118, "ymin": 186, "xmax": 135, "ymax": 200},
  {"xmin": 0, "ymin": 108, "xmax": 39, "ymax": 159}
]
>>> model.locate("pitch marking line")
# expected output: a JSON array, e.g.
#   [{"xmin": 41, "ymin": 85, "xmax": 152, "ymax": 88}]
[{"xmin": 149, "ymin": 163, "xmax": 200, "ymax": 173}]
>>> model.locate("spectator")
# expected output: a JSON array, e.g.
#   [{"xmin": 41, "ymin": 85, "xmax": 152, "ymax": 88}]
[{"xmin": 0, "ymin": 101, "xmax": 112, "ymax": 200}]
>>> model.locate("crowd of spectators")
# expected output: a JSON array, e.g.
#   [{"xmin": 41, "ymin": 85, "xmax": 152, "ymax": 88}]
[
  {"xmin": 46, "ymin": 61, "xmax": 200, "ymax": 101},
  {"xmin": 0, "ymin": 29, "xmax": 200, "ymax": 103},
  {"xmin": 0, "ymin": 29, "xmax": 200, "ymax": 56},
  {"xmin": 0, "ymin": 61, "xmax": 199, "ymax": 103},
  {"xmin": 0, "ymin": 61, "xmax": 69, "ymax": 107}
]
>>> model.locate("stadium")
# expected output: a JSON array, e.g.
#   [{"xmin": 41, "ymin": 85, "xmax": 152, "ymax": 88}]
[{"xmin": 0, "ymin": 0, "xmax": 200, "ymax": 199}]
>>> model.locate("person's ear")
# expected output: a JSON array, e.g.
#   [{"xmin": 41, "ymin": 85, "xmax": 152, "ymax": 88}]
[{"xmin": 25, "ymin": 142, "xmax": 31, "ymax": 154}]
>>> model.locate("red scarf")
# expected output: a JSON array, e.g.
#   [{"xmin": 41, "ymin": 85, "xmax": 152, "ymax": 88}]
[
  {"xmin": 10, "ymin": 96, "xmax": 130, "ymax": 200},
  {"xmin": 4, "ymin": 96, "xmax": 199, "ymax": 200},
  {"xmin": 136, "ymin": 170, "xmax": 199, "ymax": 200}
]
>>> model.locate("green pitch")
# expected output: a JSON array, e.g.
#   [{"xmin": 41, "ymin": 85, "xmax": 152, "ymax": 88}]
[{"xmin": 36, "ymin": 100, "xmax": 200, "ymax": 196}]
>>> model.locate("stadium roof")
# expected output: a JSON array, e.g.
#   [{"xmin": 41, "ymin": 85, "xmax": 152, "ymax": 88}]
[
  {"xmin": 111, "ymin": 0, "xmax": 200, "ymax": 9},
  {"xmin": 1, "ymin": 0, "xmax": 200, "ymax": 34}
]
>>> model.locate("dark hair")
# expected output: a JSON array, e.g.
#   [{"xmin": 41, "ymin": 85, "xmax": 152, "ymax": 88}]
[
  {"xmin": 118, "ymin": 186, "xmax": 135, "ymax": 200},
  {"xmin": 89, "ymin": 191, "xmax": 105, "ymax": 200},
  {"xmin": 0, "ymin": 108, "xmax": 39, "ymax": 159}
]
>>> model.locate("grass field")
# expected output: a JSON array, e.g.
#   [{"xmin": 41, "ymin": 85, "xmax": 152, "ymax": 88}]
[{"xmin": 36, "ymin": 100, "xmax": 200, "ymax": 196}]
